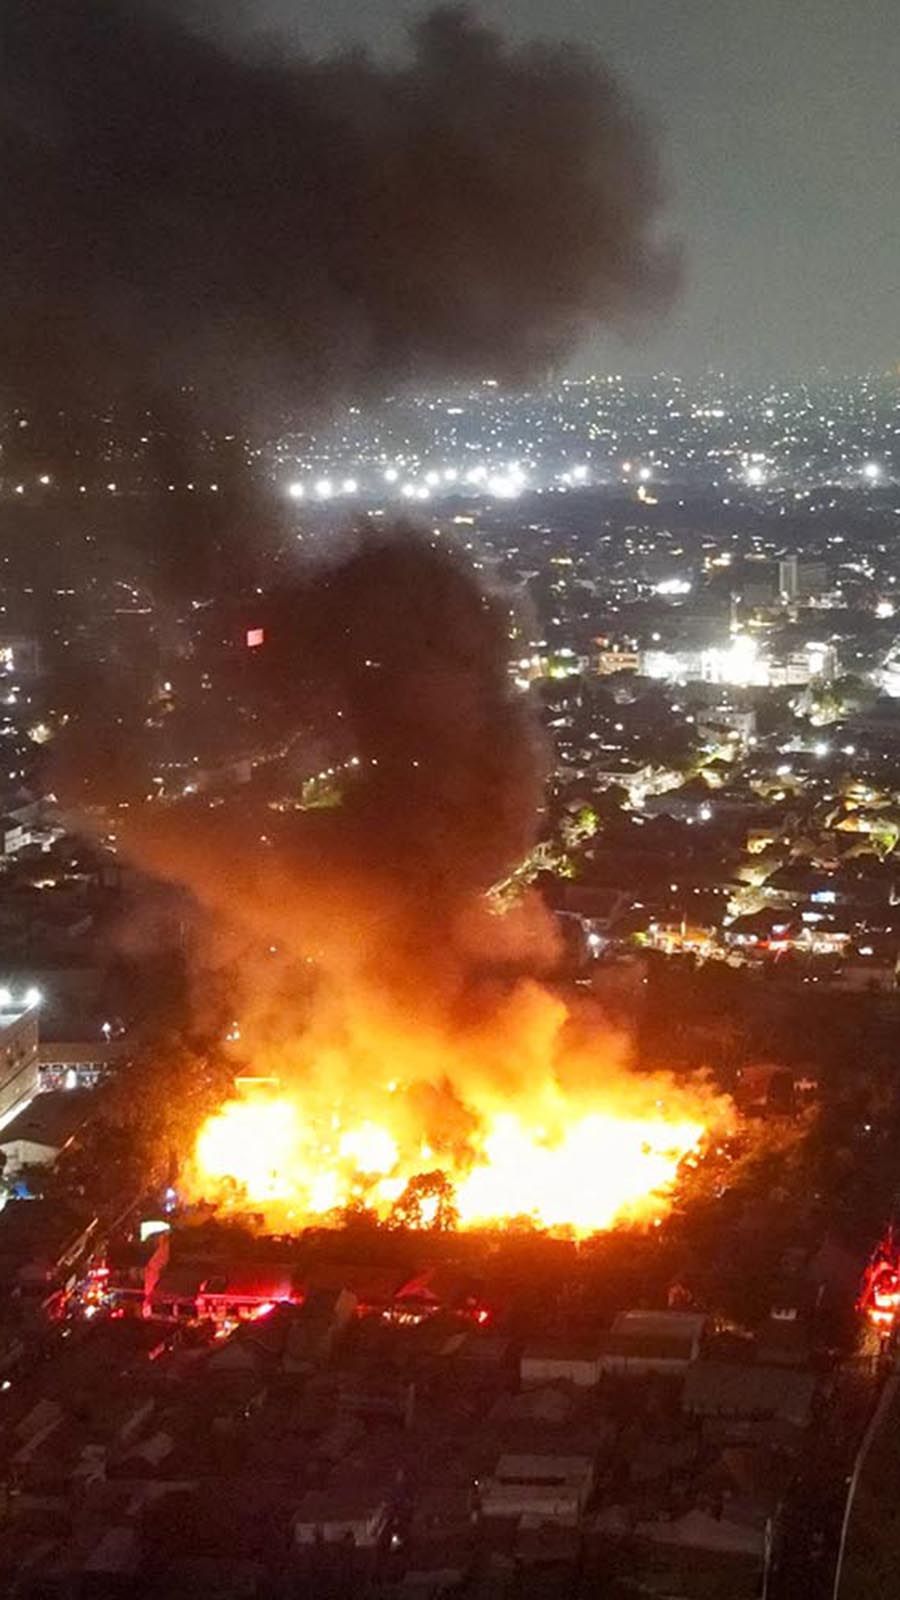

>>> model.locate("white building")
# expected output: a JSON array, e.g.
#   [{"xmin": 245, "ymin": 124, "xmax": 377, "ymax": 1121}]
[
  {"xmin": 0, "ymin": 997, "xmax": 40, "ymax": 1125},
  {"xmin": 642, "ymin": 636, "xmax": 834, "ymax": 689},
  {"xmin": 697, "ymin": 706, "xmax": 757, "ymax": 749},
  {"xmin": 0, "ymin": 1089, "xmax": 94, "ymax": 1175}
]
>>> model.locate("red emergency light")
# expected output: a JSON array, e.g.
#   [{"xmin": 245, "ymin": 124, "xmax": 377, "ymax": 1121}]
[{"xmin": 246, "ymin": 627, "xmax": 265, "ymax": 649}]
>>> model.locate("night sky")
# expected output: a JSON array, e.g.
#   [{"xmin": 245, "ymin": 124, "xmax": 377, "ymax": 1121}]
[{"xmin": 229, "ymin": 0, "xmax": 900, "ymax": 377}]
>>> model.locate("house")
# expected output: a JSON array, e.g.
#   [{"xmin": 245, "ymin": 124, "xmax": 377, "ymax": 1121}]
[
  {"xmin": 682, "ymin": 1362, "xmax": 816, "ymax": 1439},
  {"xmin": 521, "ymin": 1343, "xmax": 602, "ymax": 1389},
  {"xmin": 195, "ymin": 1263, "xmax": 299, "ymax": 1320},
  {"xmin": 637, "ymin": 1506, "xmax": 764, "ymax": 1557},
  {"xmin": 756, "ymin": 1308, "xmax": 811, "ymax": 1367},
  {"xmin": 596, "ymin": 1310, "xmax": 706, "ymax": 1376},
  {"xmin": 478, "ymin": 1453, "xmax": 595, "ymax": 1525},
  {"xmin": 293, "ymin": 1484, "xmax": 389, "ymax": 1547},
  {"xmin": 389, "ymin": 1265, "xmax": 486, "ymax": 1323}
]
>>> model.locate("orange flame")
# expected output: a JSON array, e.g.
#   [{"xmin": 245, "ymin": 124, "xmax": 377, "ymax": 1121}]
[{"xmin": 185, "ymin": 982, "xmax": 725, "ymax": 1236}]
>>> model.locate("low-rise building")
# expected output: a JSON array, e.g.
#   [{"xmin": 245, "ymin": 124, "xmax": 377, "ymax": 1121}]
[
  {"xmin": 293, "ymin": 1485, "xmax": 389, "ymax": 1547},
  {"xmin": 521, "ymin": 1343, "xmax": 602, "ymax": 1389},
  {"xmin": 478, "ymin": 1453, "xmax": 595, "ymax": 1525},
  {"xmin": 596, "ymin": 1309, "xmax": 706, "ymax": 1375},
  {"xmin": 682, "ymin": 1361, "xmax": 816, "ymax": 1442},
  {"xmin": 0, "ymin": 1088, "xmax": 95, "ymax": 1174}
]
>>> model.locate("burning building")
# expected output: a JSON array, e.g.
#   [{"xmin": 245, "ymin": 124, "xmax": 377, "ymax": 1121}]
[{"xmin": 120, "ymin": 533, "xmax": 727, "ymax": 1239}]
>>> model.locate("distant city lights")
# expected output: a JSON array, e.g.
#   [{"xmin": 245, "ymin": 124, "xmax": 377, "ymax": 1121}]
[{"xmin": 653, "ymin": 578, "xmax": 692, "ymax": 597}]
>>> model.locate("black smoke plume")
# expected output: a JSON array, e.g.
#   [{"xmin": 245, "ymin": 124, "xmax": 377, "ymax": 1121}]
[
  {"xmin": 118, "ymin": 526, "xmax": 551, "ymax": 1007},
  {"xmin": 0, "ymin": 2, "xmax": 676, "ymax": 417},
  {"xmin": 29, "ymin": 4, "xmax": 678, "ymax": 1034}
]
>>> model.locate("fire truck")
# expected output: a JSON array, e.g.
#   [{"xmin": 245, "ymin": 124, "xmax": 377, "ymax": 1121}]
[{"xmin": 858, "ymin": 1227, "xmax": 900, "ymax": 1334}]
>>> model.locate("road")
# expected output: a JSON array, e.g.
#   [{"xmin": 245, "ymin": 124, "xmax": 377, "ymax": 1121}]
[{"xmin": 766, "ymin": 1359, "xmax": 884, "ymax": 1600}]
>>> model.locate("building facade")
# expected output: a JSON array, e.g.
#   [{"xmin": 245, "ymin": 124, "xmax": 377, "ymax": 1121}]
[{"xmin": 0, "ymin": 1005, "xmax": 39, "ymax": 1124}]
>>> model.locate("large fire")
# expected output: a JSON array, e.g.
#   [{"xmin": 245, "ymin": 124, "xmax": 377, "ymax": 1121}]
[
  {"xmin": 132, "ymin": 536, "xmax": 728, "ymax": 1240},
  {"xmin": 184, "ymin": 984, "xmax": 724, "ymax": 1236}
]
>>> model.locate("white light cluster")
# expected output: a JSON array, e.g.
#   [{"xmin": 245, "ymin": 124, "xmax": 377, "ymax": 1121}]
[
  {"xmin": 0, "ymin": 986, "xmax": 41, "ymax": 1010},
  {"xmin": 653, "ymin": 578, "xmax": 692, "ymax": 597}
]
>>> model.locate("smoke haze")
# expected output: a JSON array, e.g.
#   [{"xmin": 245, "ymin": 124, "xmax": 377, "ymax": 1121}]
[{"xmin": 0, "ymin": 2, "xmax": 676, "ymax": 416}]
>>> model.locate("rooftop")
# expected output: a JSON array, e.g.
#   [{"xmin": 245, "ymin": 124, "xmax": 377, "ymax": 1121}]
[{"xmin": 0, "ymin": 1089, "xmax": 96, "ymax": 1153}]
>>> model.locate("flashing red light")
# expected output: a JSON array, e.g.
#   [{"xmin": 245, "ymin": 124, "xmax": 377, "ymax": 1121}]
[
  {"xmin": 859, "ymin": 1229, "xmax": 900, "ymax": 1334},
  {"xmin": 475, "ymin": 1308, "xmax": 491, "ymax": 1325},
  {"xmin": 246, "ymin": 627, "xmax": 265, "ymax": 649}
]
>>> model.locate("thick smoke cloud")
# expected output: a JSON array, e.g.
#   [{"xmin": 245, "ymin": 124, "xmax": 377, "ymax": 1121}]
[
  {"xmin": 0, "ymin": 2, "xmax": 676, "ymax": 415},
  {"xmin": 26, "ymin": 3, "xmax": 683, "ymax": 1127},
  {"xmin": 122, "ymin": 527, "xmax": 551, "ymax": 1011}
]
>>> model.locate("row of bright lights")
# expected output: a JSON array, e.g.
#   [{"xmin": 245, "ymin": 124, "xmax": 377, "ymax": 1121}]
[
  {"xmin": 8, "ymin": 457, "xmax": 889, "ymax": 501},
  {"xmin": 287, "ymin": 457, "xmax": 888, "ymax": 501},
  {"xmin": 743, "ymin": 459, "xmax": 885, "ymax": 488},
  {"xmin": 282, "ymin": 461, "xmax": 614, "ymax": 504},
  {"xmin": 7, "ymin": 478, "xmax": 221, "ymax": 496}
]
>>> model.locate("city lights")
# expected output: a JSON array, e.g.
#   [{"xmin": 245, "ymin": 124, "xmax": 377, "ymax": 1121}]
[{"xmin": 0, "ymin": 0, "xmax": 894, "ymax": 1572}]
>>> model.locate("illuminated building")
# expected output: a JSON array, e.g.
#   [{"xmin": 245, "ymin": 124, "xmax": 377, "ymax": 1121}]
[
  {"xmin": 779, "ymin": 556, "xmax": 828, "ymax": 604},
  {"xmin": 641, "ymin": 635, "xmax": 835, "ymax": 688},
  {"xmin": 0, "ymin": 638, "xmax": 41, "ymax": 678},
  {"xmin": 0, "ymin": 992, "xmax": 40, "ymax": 1125},
  {"xmin": 594, "ymin": 647, "xmax": 640, "ymax": 676},
  {"xmin": 696, "ymin": 705, "xmax": 756, "ymax": 749}
]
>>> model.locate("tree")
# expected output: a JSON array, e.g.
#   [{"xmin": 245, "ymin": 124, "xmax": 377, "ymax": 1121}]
[
  {"xmin": 389, "ymin": 1171, "xmax": 459, "ymax": 1231},
  {"xmin": 60, "ymin": 1033, "xmax": 234, "ymax": 1215}
]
